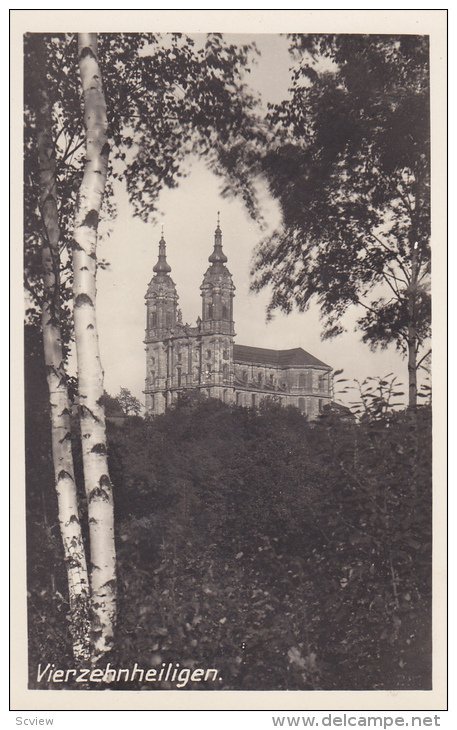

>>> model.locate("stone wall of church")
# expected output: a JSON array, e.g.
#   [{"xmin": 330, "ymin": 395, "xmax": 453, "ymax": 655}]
[
  {"xmin": 145, "ymin": 330, "xmax": 238, "ymax": 415},
  {"xmin": 145, "ymin": 335, "xmax": 332, "ymax": 417},
  {"xmin": 232, "ymin": 362, "xmax": 331, "ymax": 417},
  {"xmin": 200, "ymin": 334, "xmax": 234, "ymax": 389}
]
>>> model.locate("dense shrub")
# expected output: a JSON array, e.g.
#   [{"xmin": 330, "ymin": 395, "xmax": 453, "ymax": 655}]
[{"xmin": 25, "ymin": 334, "xmax": 431, "ymax": 690}]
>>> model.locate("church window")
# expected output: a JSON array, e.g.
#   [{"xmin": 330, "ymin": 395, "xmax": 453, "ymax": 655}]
[
  {"xmin": 177, "ymin": 369, "xmax": 182, "ymax": 387},
  {"xmin": 222, "ymin": 304, "xmax": 228, "ymax": 319},
  {"xmin": 269, "ymin": 373, "xmax": 274, "ymax": 385},
  {"xmin": 206, "ymin": 349, "xmax": 212, "ymax": 359},
  {"xmin": 166, "ymin": 312, "xmax": 173, "ymax": 327},
  {"xmin": 223, "ymin": 363, "xmax": 229, "ymax": 380},
  {"xmin": 257, "ymin": 372, "xmax": 262, "ymax": 385},
  {"xmin": 177, "ymin": 352, "xmax": 182, "ymax": 363},
  {"xmin": 242, "ymin": 371, "xmax": 248, "ymax": 382},
  {"xmin": 223, "ymin": 349, "xmax": 229, "ymax": 359},
  {"xmin": 236, "ymin": 392, "xmax": 240, "ymax": 406},
  {"xmin": 150, "ymin": 311, "xmax": 157, "ymax": 327},
  {"xmin": 251, "ymin": 393, "xmax": 256, "ymax": 407},
  {"xmin": 208, "ymin": 303, "xmax": 214, "ymax": 319},
  {"xmin": 318, "ymin": 398, "xmax": 324, "ymax": 413},
  {"xmin": 298, "ymin": 397, "xmax": 306, "ymax": 414},
  {"xmin": 299, "ymin": 372, "xmax": 313, "ymax": 389}
]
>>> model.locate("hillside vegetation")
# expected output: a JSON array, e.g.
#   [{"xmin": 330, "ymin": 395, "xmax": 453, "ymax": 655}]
[{"xmin": 26, "ymin": 333, "xmax": 431, "ymax": 690}]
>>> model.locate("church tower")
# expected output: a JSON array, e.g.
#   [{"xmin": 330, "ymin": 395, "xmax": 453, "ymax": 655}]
[
  {"xmin": 144, "ymin": 231, "xmax": 178, "ymax": 414},
  {"xmin": 199, "ymin": 215, "xmax": 236, "ymax": 403},
  {"xmin": 200, "ymin": 214, "xmax": 235, "ymax": 336}
]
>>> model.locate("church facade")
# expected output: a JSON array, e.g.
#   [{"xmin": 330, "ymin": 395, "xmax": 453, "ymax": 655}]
[{"xmin": 144, "ymin": 221, "xmax": 332, "ymax": 418}]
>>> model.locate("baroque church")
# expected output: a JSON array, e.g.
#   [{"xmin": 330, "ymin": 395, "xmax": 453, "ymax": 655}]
[{"xmin": 144, "ymin": 219, "xmax": 332, "ymax": 418}]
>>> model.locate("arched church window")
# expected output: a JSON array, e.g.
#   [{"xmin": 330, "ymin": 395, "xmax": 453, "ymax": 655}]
[
  {"xmin": 222, "ymin": 304, "xmax": 228, "ymax": 319},
  {"xmin": 208, "ymin": 303, "xmax": 213, "ymax": 319}
]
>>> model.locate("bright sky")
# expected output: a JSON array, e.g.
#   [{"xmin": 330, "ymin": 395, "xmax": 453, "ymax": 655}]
[{"xmin": 92, "ymin": 34, "xmax": 407, "ymax": 407}]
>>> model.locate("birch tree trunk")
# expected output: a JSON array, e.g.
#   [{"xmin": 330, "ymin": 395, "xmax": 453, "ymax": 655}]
[
  {"xmin": 73, "ymin": 33, "xmax": 116, "ymax": 660},
  {"xmin": 34, "ymin": 35, "xmax": 90, "ymax": 661}
]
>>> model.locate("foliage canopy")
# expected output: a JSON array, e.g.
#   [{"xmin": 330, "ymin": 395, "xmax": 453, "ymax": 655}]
[{"xmin": 251, "ymin": 35, "xmax": 430, "ymax": 403}]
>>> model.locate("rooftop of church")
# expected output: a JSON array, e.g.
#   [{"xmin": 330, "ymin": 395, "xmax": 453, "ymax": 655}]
[{"xmin": 233, "ymin": 344, "xmax": 331, "ymax": 370}]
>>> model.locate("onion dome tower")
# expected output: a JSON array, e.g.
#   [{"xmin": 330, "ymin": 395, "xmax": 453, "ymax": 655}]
[
  {"xmin": 145, "ymin": 230, "xmax": 178, "ymax": 340},
  {"xmin": 200, "ymin": 213, "xmax": 235, "ymax": 336}
]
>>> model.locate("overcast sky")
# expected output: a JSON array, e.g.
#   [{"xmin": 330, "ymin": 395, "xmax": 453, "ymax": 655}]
[{"xmin": 91, "ymin": 34, "xmax": 407, "ymax": 406}]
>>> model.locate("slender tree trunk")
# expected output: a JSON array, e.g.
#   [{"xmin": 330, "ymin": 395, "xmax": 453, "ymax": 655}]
[
  {"xmin": 407, "ymin": 329, "xmax": 418, "ymax": 409},
  {"xmin": 72, "ymin": 33, "xmax": 116, "ymax": 660},
  {"xmin": 407, "ymin": 218, "xmax": 421, "ymax": 409},
  {"xmin": 407, "ymin": 168, "xmax": 429, "ymax": 410},
  {"xmin": 34, "ymin": 36, "xmax": 90, "ymax": 661}
]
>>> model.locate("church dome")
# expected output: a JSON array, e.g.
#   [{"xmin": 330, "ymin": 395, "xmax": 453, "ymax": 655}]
[
  {"xmin": 146, "ymin": 233, "xmax": 177, "ymax": 299},
  {"xmin": 153, "ymin": 234, "xmax": 172, "ymax": 274},
  {"xmin": 201, "ymin": 217, "xmax": 234, "ymax": 291}
]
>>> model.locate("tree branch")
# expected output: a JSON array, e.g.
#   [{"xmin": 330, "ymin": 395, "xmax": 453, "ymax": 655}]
[{"xmin": 416, "ymin": 348, "xmax": 431, "ymax": 370}]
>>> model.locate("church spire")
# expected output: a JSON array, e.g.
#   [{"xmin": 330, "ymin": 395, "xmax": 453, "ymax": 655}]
[
  {"xmin": 153, "ymin": 229, "xmax": 172, "ymax": 274},
  {"xmin": 208, "ymin": 211, "xmax": 228, "ymax": 264},
  {"xmin": 200, "ymin": 213, "xmax": 235, "ymax": 335},
  {"xmin": 146, "ymin": 228, "xmax": 178, "ymax": 339}
]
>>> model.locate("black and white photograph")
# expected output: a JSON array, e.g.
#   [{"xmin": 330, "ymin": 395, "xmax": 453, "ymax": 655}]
[{"xmin": 11, "ymin": 8, "xmax": 447, "ymax": 711}]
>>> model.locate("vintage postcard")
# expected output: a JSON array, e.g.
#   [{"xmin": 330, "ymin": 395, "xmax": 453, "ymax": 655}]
[{"xmin": 10, "ymin": 9, "xmax": 447, "ymax": 711}]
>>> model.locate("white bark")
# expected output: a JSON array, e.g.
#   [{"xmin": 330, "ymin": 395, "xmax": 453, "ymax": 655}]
[
  {"xmin": 34, "ymin": 36, "xmax": 90, "ymax": 661},
  {"xmin": 73, "ymin": 33, "xmax": 116, "ymax": 660}
]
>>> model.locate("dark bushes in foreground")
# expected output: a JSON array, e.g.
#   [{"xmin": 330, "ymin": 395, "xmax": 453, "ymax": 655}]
[{"xmin": 26, "ymin": 346, "xmax": 431, "ymax": 690}]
